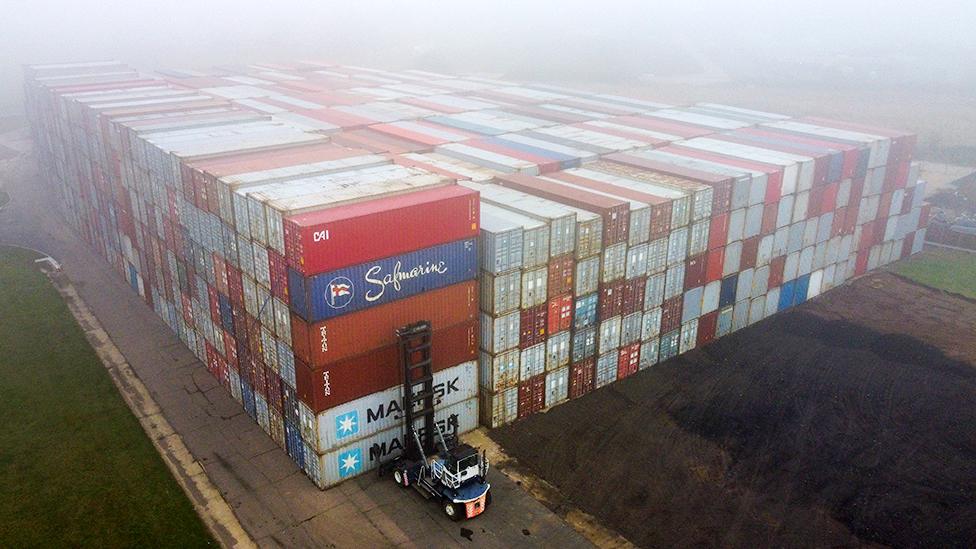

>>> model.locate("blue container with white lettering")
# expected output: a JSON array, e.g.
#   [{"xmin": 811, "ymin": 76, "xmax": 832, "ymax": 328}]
[{"xmin": 288, "ymin": 238, "xmax": 478, "ymax": 323}]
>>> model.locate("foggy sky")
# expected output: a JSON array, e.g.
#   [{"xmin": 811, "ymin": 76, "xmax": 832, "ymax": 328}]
[{"xmin": 3, "ymin": 0, "xmax": 975, "ymax": 113}]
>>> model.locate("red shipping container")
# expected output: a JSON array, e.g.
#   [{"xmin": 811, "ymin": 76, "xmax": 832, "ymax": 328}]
[
  {"xmin": 685, "ymin": 254, "xmax": 707, "ymax": 290},
  {"xmin": 598, "ymin": 279, "xmax": 625, "ymax": 320},
  {"xmin": 901, "ymin": 188, "xmax": 915, "ymax": 215},
  {"xmin": 740, "ymin": 237, "xmax": 760, "ymax": 270},
  {"xmin": 855, "ymin": 249, "xmax": 870, "ymax": 276},
  {"xmin": 223, "ymin": 331, "xmax": 239, "ymax": 369},
  {"xmin": 547, "ymin": 294, "xmax": 573, "ymax": 335},
  {"xmin": 284, "ymin": 185, "xmax": 479, "ymax": 276},
  {"xmin": 660, "ymin": 296, "xmax": 683, "ymax": 334},
  {"xmin": 617, "ymin": 343, "xmax": 640, "ymax": 380},
  {"xmin": 226, "ymin": 265, "xmax": 244, "ymax": 308},
  {"xmin": 902, "ymin": 234, "xmax": 915, "ymax": 259},
  {"xmin": 808, "ymin": 186, "xmax": 824, "ymax": 218},
  {"xmin": 893, "ymin": 160, "xmax": 911, "ymax": 190},
  {"xmin": 547, "ymin": 254, "xmax": 575, "ymax": 297},
  {"xmin": 291, "ymin": 280, "xmax": 477, "ymax": 367},
  {"xmin": 252, "ymin": 357, "xmax": 268, "ymax": 397},
  {"xmin": 518, "ymin": 374, "xmax": 546, "ymax": 419},
  {"xmin": 920, "ymin": 203, "xmax": 932, "ymax": 226},
  {"xmin": 709, "ymin": 213, "xmax": 729, "ymax": 250},
  {"xmin": 268, "ymin": 248, "xmax": 289, "ymax": 301},
  {"xmin": 822, "ymin": 181, "xmax": 840, "ymax": 213},
  {"xmin": 520, "ymin": 303, "xmax": 548, "ymax": 349},
  {"xmin": 265, "ymin": 369, "xmax": 283, "ymax": 413},
  {"xmin": 208, "ymin": 285, "xmax": 221, "ymax": 325},
  {"xmin": 761, "ymin": 202, "xmax": 778, "ymax": 236},
  {"xmin": 295, "ymin": 319, "xmax": 478, "ymax": 413},
  {"xmin": 213, "ymin": 254, "xmax": 228, "ymax": 296},
  {"xmin": 859, "ymin": 220, "xmax": 876, "ymax": 252},
  {"xmin": 877, "ymin": 192, "xmax": 893, "ymax": 222},
  {"xmin": 496, "ymin": 173, "xmax": 630, "ymax": 246},
  {"xmin": 832, "ymin": 207, "xmax": 848, "ymax": 237},
  {"xmin": 844, "ymin": 201, "xmax": 860, "ymax": 234},
  {"xmin": 622, "ymin": 276, "xmax": 646, "ymax": 316},
  {"xmin": 706, "ymin": 247, "xmax": 725, "ymax": 284},
  {"xmin": 569, "ymin": 358, "xmax": 595, "ymax": 400},
  {"xmin": 768, "ymin": 255, "xmax": 786, "ymax": 289},
  {"xmin": 697, "ymin": 310, "xmax": 719, "ymax": 347}
]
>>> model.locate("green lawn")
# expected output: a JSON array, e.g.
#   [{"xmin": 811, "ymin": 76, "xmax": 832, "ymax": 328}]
[
  {"xmin": 0, "ymin": 247, "xmax": 213, "ymax": 547},
  {"xmin": 890, "ymin": 247, "xmax": 976, "ymax": 299}
]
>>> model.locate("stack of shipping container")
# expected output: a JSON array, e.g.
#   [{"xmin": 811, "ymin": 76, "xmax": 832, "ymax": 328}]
[{"xmin": 24, "ymin": 61, "xmax": 930, "ymax": 489}]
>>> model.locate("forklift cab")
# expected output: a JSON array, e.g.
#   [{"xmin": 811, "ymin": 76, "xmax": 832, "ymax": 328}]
[{"xmin": 444, "ymin": 444, "xmax": 481, "ymax": 483}]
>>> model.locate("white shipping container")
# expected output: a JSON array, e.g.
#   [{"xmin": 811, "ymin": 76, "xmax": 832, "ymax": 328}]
[
  {"xmin": 602, "ymin": 243, "xmax": 628, "ymax": 282},
  {"xmin": 521, "ymin": 266, "xmax": 548, "ymax": 308},
  {"xmin": 546, "ymin": 330, "xmax": 571, "ymax": 371},
  {"xmin": 765, "ymin": 287, "xmax": 780, "ymax": 318},
  {"xmin": 310, "ymin": 397, "xmax": 479, "ymax": 488},
  {"xmin": 702, "ymin": 280, "xmax": 721, "ymax": 315},
  {"xmin": 723, "ymin": 241, "xmax": 742, "ymax": 276},
  {"xmin": 595, "ymin": 352, "xmax": 617, "ymax": 389},
  {"xmin": 641, "ymin": 307, "xmax": 662, "ymax": 340},
  {"xmin": 479, "ymin": 349, "xmax": 519, "ymax": 392},
  {"xmin": 575, "ymin": 255, "xmax": 601, "ymax": 296},
  {"xmin": 668, "ymin": 226, "xmax": 689, "ymax": 265},
  {"xmin": 520, "ymin": 343, "xmax": 546, "ymax": 381},
  {"xmin": 626, "ymin": 243, "xmax": 649, "ymax": 279},
  {"xmin": 621, "ymin": 312, "xmax": 643, "ymax": 346},
  {"xmin": 599, "ymin": 315, "xmax": 623, "ymax": 352},
  {"xmin": 679, "ymin": 320, "xmax": 698, "ymax": 354},
  {"xmin": 309, "ymin": 361, "xmax": 477, "ymax": 453},
  {"xmin": 480, "ymin": 270, "xmax": 521, "ymax": 316},
  {"xmin": 728, "ymin": 208, "xmax": 746, "ymax": 244},
  {"xmin": 744, "ymin": 204, "xmax": 764, "ymax": 239},
  {"xmin": 748, "ymin": 296, "xmax": 765, "ymax": 325},
  {"xmin": 478, "ymin": 204, "xmax": 524, "ymax": 274},
  {"xmin": 480, "ymin": 311, "xmax": 521, "ymax": 353},
  {"xmin": 640, "ymin": 339, "xmax": 659, "ymax": 369},
  {"xmin": 689, "ymin": 220, "xmax": 710, "ymax": 256},
  {"xmin": 664, "ymin": 263, "xmax": 686, "ymax": 299},
  {"xmin": 545, "ymin": 367, "xmax": 569, "ymax": 408},
  {"xmin": 645, "ymin": 272, "xmax": 666, "ymax": 310},
  {"xmin": 646, "ymin": 237, "xmax": 669, "ymax": 275},
  {"xmin": 481, "ymin": 387, "xmax": 518, "ymax": 428}
]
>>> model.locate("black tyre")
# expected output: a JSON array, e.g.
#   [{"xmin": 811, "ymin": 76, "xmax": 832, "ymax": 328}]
[{"xmin": 443, "ymin": 501, "xmax": 462, "ymax": 521}]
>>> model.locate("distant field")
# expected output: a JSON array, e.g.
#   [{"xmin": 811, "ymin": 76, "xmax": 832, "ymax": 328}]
[
  {"xmin": 890, "ymin": 247, "xmax": 976, "ymax": 299},
  {"xmin": 0, "ymin": 247, "xmax": 213, "ymax": 547}
]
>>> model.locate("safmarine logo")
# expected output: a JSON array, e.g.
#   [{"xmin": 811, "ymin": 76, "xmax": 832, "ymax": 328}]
[
  {"xmin": 335, "ymin": 410, "xmax": 359, "ymax": 440},
  {"xmin": 325, "ymin": 276, "xmax": 354, "ymax": 309},
  {"xmin": 337, "ymin": 448, "xmax": 362, "ymax": 478}
]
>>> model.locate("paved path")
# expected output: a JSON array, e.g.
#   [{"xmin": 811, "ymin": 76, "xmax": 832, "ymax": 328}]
[{"xmin": 0, "ymin": 130, "xmax": 591, "ymax": 548}]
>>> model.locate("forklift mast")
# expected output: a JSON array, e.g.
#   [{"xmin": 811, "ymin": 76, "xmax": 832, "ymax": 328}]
[{"xmin": 396, "ymin": 321, "xmax": 436, "ymax": 461}]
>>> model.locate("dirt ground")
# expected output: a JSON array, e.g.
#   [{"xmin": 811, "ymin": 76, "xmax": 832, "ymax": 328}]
[{"xmin": 492, "ymin": 272, "xmax": 976, "ymax": 548}]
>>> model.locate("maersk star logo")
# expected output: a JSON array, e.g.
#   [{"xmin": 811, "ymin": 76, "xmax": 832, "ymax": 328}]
[
  {"xmin": 337, "ymin": 448, "xmax": 362, "ymax": 478},
  {"xmin": 335, "ymin": 410, "xmax": 359, "ymax": 440}
]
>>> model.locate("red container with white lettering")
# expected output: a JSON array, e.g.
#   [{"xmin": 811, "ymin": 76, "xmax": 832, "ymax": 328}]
[
  {"xmin": 284, "ymin": 185, "xmax": 479, "ymax": 277},
  {"xmin": 295, "ymin": 319, "xmax": 478, "ymax": 413}
]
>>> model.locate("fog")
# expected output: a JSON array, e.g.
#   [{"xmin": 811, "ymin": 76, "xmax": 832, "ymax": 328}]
[{"xmin": 3, "ymin": 0, "xmax": 976, "ymax": 113}]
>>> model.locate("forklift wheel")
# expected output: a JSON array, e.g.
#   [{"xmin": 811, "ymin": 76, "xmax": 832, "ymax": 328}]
[
  {"xmin": 443, "ymin": 501, "xmax": 462, "ymax": 521},
  {"xmin": 393, "ymin": 469, "xmax": 406, "ymax": 488}
]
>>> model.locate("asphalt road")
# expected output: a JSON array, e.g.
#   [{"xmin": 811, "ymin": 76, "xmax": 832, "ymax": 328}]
[{"xmin": 0, "ymin": 127, "xmax": 591, "ymax": 548}]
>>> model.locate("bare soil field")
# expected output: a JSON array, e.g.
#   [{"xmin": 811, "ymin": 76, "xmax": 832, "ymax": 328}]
[{"xmin": 492, "ymin": 272, "xmax": 976, "ymax": 548}]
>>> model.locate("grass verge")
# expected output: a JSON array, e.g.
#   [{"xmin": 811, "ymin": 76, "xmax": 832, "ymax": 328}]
[
  {"xmin": 0, "ymin": 246, "xmax": 213, "ymax": 547},
  {"xmin": 890, "ymin": 247, "xmax": 976, "ymax": 299}
]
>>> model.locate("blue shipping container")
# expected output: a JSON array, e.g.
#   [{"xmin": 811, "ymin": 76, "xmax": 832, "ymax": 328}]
[
  {"xmin": 719, "ymin": 274, "xmax": 738, "ymax": 308},
  {"xmin": 289, "ymin": 238, "xmax": 477, "ymax": 322},
  {"xmin": 778, "ymin": 280, "xmax": 796, "ymax": 311},
  {"xmin": 794, "ymin": 274, "xmax": 811, "ymax": 306},
  {"xmin": 574, "ymin": 293, "xmax": 598, "ymax": 329},
  {"xmin": 219, "ymin": 293, "xmax": 234, "ymax": 334},
  {"xmin": 485, "ymin": 136, "xmax": 582, "ymax": 170}
]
